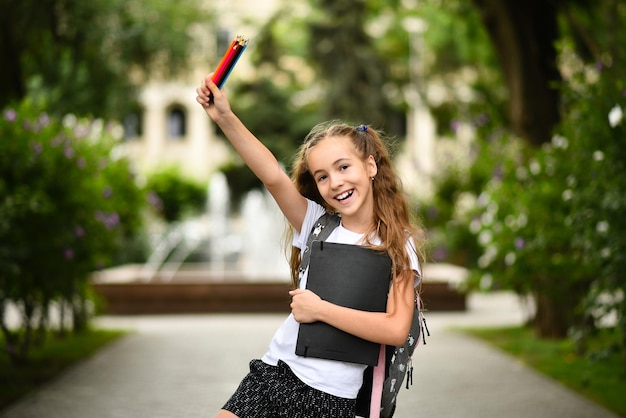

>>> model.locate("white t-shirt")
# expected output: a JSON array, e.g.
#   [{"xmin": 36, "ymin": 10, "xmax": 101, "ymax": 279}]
[{"xmin": 261, "ymin": 199, "xmax": 420, "ymax": 399}]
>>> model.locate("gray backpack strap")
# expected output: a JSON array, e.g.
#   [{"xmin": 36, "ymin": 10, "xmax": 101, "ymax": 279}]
[{"xmin": 297, "ymin": 212, "xmax": 341, "ymax": 287}]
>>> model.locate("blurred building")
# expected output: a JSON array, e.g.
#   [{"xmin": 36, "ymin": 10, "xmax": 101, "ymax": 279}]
[{"xmin": 118, "ymin": 0, "xmax": 280, "ymax": 183}]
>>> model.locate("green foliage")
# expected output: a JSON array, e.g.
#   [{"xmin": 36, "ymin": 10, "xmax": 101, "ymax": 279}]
[
  {"xmin": 557, "ymin": 64, "xmax": 626, "ymax": 349},
  {"xmin": 417, "ymin": 168, "xmax": 481, "ymax": 268},
  {"xmin": 307, "ymin": 0, "xmax": 397, "ymax": 128},
  {"xmin": 469, "ymin": 134, "xmax": 595, "ymax": 337},
  {"xmin": 415, "ymin": 0, "xmax": 625, "ymax": 347},
  {"xmin": 144, "ymin": 167, "xmax": 206, "ymax": 223},
  {"xmin": 0, "ymin": 328, "xmax": 125, "ymax": 409},
  {"xmin": 467, "ymin": 62, "xmax": 625, "ymax": 343},
  {"xmin": 419, "ymin": 0, "xmax": 498, "ymax": 70},
  {"xmin": 416, "ymin": 134, "xmax": 503, "ymax": 269},
  {"xmin": 415, "ymin": 0, "xmax": 507, "ymax": 137},
  {"xmin": 0, "ymin": 100, "xmax": 144, "ymax": 362},
  {"xmin": 232, "ymin": 78, "xmax": 317, "ymax": 166},
  {"xmin": 0, "ymin": 0, "xmax": 211, "ymax": 119}
]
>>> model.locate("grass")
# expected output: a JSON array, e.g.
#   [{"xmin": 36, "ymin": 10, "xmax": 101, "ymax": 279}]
[
  {"xmin": 463, "ymin": 326, "xmax": 626, "ymax": 417},
  {"xmin": 0, "ymin": 329, "xmax": 127, "ymax": 411}
]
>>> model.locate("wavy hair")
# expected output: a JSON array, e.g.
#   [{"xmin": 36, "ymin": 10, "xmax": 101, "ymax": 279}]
[{"xmin": 287, "ymin": 120, "xmax": 426, "ymax": 288}]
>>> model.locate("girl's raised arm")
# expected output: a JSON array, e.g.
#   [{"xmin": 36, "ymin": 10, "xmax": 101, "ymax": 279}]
[{"xmin": 196, "ymin": 75, "xmax": 308, "ymax": 232}]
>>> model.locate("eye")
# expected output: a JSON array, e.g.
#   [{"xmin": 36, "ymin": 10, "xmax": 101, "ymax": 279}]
[
  {"xmin": 340, "ymin": 164, "xmax": 350, "ymax": 171},
  {"xmin": 316, "ymin": 174, "xmax": 327, "ymax": 183}
]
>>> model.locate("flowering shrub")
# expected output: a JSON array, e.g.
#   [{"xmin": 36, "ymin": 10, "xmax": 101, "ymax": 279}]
[
  {"xmin": 470, "ymin": 66, "xmax": 626, "ymax": 343},
  {"xmin": 558, "ymin": 69, "xmax": 626, "ymax": 352},
  {"xmin": 0, "ymin": 100, "xmax": 144, "ymax": 361},
  {"xmin": 470, "ymin": 134, "xmax": 595, "ymax": 337},
  {"xmin": 416, "ymin": 134, "xmax": 501, "ymax": 270},
  {"xmin": 144, "ymin": 167, "xmax": 206, "ymax": 223}
]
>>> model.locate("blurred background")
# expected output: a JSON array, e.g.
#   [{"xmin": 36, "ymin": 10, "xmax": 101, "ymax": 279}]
[{"xmin": 1, "ymin": 0, "xmax": 625, "ymax": 409}]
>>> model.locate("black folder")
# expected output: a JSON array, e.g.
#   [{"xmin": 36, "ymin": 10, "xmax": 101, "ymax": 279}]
[{"xmin": 295, "ymin": 241, "xmax": 391, "ymax": 366}]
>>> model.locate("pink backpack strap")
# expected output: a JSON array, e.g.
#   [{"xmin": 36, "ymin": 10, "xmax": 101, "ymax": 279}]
[{"xmin": 369, "ymin": 344, "xmax": 386, "ymax": 418}]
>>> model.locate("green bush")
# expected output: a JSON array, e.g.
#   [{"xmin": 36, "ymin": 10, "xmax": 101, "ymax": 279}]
[
  {"xmin": 557, "ymin": 67, "xmax": 625, "ymax": 360},
  {"xmin": 469, "ymin": 65, "xmax": 625, "ymax": 351},
  {"xmin": 470, "ymin": 134, "xmax": 594, "ymax": 338},
  {"xmin": 0, "ymin": 100, "xmax": 144, "ymax": 362},
  {"xmin": 144, "ymin": 167, "xmax": 206, "ymax": 223}
]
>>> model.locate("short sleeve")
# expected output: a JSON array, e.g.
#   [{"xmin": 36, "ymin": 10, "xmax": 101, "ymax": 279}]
[
  {"xmin": 406, "ymin": 237, "xmax": 421, "ymax": 287},
  {"xmin": 292, "ymin": 199, "xmax": 327, "ymax": 250}
]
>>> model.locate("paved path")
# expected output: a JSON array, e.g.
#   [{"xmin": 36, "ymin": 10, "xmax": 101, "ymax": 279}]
[{"xmin": 1, "ymin": 292, "xmax": 619, "ymax": 418}]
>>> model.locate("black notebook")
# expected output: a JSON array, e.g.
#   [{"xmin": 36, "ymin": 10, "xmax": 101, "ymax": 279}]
[{"xmin": 295, "ymin": 240, "xmax": 391, "ymax": 366}]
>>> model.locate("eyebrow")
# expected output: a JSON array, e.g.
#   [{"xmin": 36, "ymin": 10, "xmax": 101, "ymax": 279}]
[{"xmin": 311, "ymin": 158, "xmax": 351, "ymax": 177}]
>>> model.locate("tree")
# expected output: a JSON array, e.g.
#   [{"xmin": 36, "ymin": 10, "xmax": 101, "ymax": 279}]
[
  {"xmin": 0, "ymin": 0, "xmax": 211, "ymax": 119},
  {"xmin": 0, "ymin": 101, "xmax": 145, "ymax": 362},
  {"xmin": 471, "ymin": 0, "xmax": 561, "ymax": 146},
  {"xmin": 414, "ymin": 0, "xmax": 626, "ymax": 343},
  {"xmin": 470, "ymin": 0, "xmax": 625, "ymax": 147},
  {"xmin": 306, "ymin": 0, "xmax": 404, "ymax": 132}
]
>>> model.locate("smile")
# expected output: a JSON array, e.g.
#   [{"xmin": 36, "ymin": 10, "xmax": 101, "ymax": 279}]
[{"xmin": 335, "ymin": 189, "xmax": 354, "ymax": 201}]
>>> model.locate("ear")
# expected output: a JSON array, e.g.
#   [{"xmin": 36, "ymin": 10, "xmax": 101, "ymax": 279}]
[{"xmin": 366, "ymin": 155, "xmax": 378, "ymax": 179}]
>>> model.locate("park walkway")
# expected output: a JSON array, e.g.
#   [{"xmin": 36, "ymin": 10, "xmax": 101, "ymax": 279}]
[{"xmin": 1, "ymin": 292, "xmax": 619, "ymax": 418}]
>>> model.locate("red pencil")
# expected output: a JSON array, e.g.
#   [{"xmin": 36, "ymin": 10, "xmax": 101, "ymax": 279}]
[{"xmin": 211, "ymin": 35, "xmax": 249, "ymax": 89}]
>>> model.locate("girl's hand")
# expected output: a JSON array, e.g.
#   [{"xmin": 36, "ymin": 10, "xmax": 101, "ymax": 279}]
[
  {"xmin": 195, "ymin": 74, "xmax": 232, "ymax": 122},
  {"xmin": 289, "ymin": 289, "xmax": 324, "ymax": 323}
]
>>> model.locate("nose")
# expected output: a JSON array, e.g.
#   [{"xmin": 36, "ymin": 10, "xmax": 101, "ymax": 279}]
[{"xmin": 329, "ymin": 173, "xmax": 343, "ymax": 189}]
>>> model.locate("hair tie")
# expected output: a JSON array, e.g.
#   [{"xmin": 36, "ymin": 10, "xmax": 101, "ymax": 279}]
[{"xmin": 356, "ymin": 124, "xmax": 368, "ymax": 132}]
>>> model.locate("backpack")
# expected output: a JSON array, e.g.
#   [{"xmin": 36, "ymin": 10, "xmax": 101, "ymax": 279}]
[{"xmin": 299, "ymin": 213, "xmax": 429, "ymax": 418}]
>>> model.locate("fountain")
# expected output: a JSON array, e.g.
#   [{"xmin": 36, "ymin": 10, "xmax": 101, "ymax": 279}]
[
  {"xmin": 91, "ymin": 173, "xmax": 469, "ymax": 313},
  {"xmin": 91, "ymin": 172, "xmax": 293, "ymax": 314},
  {"xmin": 240, "ymin": 188, "xmax": 290, "ymax": 280}
]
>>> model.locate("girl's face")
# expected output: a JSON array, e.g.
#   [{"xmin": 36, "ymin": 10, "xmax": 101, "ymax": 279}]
[{"xmin": 307, "ymin": 135, "xmax": 378, "ymax": 232}]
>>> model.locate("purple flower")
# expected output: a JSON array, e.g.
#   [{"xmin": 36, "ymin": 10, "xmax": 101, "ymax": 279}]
[
  {"xmin": 426, "ymin": 206, "xmax": 439, "ymax": 220},
  {"xmin": 102, "ymin": 187, "xmax": 113, "ymax": 198},
  {"xmin": 95, "ymin": 210, "xmax": 120, "ymax": 229},
  {"xmin": 432, "ymin": 246, "xmax": 449, "ymax": 262},
  {"xmin": 75, "ymin": 226, "xmax": 85, "ymax": 238},
  {"xmin": 73, "ymin": 125, "xmax": 90, "ymax": 139},
  {"xmin": 147, "ymin": 191, "xmax": 163, "ymax": 211},
  {"xmin": 450, "ymin": 120, "xmax": 460, "ymax": 133},
  {"xmin": 514, "ymin": 237, "xmax": 525, "ymax": 250},
  {"xmin": 474, "ymin": 113, "xmax": 490, "ymax": 127},
  {"xmin": 64, "ymin": 247, "xmax": 74, "ymax": 260},
  {"xmin": 37, "ymin": 112, "xmax": 50, "ymax": 129},
  {"xmin": 64, "ymin": 147, "xmax": 75, "ymax": 158},
  {"xmin": 77, "ymin": 157, "xmax": 86, "ymax": 169},
  {"xmin": 492, "ymin": 165, "xmax": 504, "ymax": 181},
  {"xmin": 109, "ymin": 212, "xmax": 120, "ymax": 227},
  {"xmin": 51, "ymin": 135, "xmax": 64, "ymax": 147},
  {"xmin": 30, "ymin": 142, "xmax": 43, "ymax": 155},
  {"xmin": 3, "ymin": 109, "xmax": 17, "ymax": 122}
]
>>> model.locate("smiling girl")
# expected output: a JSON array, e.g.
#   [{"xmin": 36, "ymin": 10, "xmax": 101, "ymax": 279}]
[{"xmin": 196, "ymin": 74, "xmax": 425, "ymax": 418}]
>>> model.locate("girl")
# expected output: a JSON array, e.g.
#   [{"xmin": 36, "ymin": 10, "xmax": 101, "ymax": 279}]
[{"xmin": 196, "ymin": 74, "xmax": 424, "ymax": 418}]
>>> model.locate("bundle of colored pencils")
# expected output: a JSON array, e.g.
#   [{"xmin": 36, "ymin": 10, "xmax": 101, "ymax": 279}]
[{"xmin": 211, "ymin": 35, "xmax": 249, "ymax": 89}]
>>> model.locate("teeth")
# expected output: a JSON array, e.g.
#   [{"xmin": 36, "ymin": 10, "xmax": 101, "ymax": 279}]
[{"xmin": 336, "ymin": 190, "xmax": 353, "ymax": 201}]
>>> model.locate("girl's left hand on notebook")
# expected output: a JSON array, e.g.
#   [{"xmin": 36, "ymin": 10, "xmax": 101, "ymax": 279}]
[{"xmin": 289, "ymin": 289, "xmax": 323, "ymax": 323}]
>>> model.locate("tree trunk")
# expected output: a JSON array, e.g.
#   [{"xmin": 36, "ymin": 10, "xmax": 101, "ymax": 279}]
[
  {"xmin": 532, "ymin": 291, "xmax": 570, "ymax": 339},
  {"xmin": 471, "ymin": 0, "xmax": 562, "ymax": 146}
]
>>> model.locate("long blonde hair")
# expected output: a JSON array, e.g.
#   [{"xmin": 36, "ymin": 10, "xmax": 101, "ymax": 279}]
[{"xmin": 287, "ymin": 121, "xmax": 426, "ymax": 288}]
